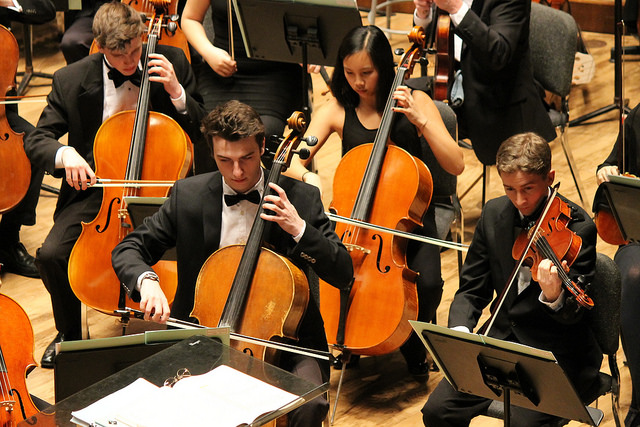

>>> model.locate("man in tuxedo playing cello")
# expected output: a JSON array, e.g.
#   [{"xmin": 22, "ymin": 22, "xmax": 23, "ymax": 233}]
[
  {"xmin": 422, "ymin": 133, "xmax": 601, "ymax": 426},
  {"xmin": 24, "ymin": 1, "xmax": 205, "ymax": 368},
  {"xmin": 111, "ymin": 100, "xmax": 353, "ymax": 427}
]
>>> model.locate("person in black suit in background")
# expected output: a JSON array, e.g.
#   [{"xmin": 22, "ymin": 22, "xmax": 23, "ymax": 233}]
[
  {"xmin": 596, "ymin": 102, "xmax": 640, "ymax": 427},
  {"xmin": 413, "ymin": 0, "xmax": 555, "ymax": 166},
  {"xmin": 422, "ymin": 132, "xmax": 601, "ymax": 426},
  {"xmin": 112, "ymin": 100, "xmax": 353, "ymax": 427},
  {"xmin": 24, "ymin": 1, "xmax": 205, "ymax": 368},
  {"xmin": 0, "ymin": 0, "xmax": 55, "ymax": 278}
]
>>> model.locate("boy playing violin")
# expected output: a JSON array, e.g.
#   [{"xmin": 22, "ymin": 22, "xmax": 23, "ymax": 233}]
[{"xmin": 422, "ymin": 132, "xmax": 601, "ymax": 426}]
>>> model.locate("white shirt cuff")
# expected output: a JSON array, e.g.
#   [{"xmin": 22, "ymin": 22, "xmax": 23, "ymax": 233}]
[
  {"xmin": 450, "ymin": 2, "xmax": 470, "ymax": 26},
  {"xmin": 55, "ymin": 146, "xmax": 75, "ymax": 169},
  {"xmin": 170, "ymin": 84, "xmax": 187, "ymax": 114},
  {"xmin": 413, "ymin": 7, "xmax": 433, "ymax": 28},
  {"xmin": 292, "ymin": 221, "xmax": 306, "ymax": 243},
  {"xmin": 539, "ymin": 288, "xmax": 566, "ymax": 311}
]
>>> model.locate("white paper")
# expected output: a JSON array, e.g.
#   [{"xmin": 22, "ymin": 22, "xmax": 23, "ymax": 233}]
[{"xmin": 71, "ymin": 365, "xmax": 301, "ymax": 427}]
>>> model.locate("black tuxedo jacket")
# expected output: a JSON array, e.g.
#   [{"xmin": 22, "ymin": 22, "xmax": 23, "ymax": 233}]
[
  {"xmin": 111, "ymin": 172, "xmax": 354, "ymax": 352},
  {"xmin": 453, "ymin": 0, "xmax": 556, "ymax": 164},
  {"xmin": 24, "ymin": 44, "xmax": 206, "ymax": 218},
  {"xmin": 449, "ymin": 193, "xmax": 602, "ymax": 393}
]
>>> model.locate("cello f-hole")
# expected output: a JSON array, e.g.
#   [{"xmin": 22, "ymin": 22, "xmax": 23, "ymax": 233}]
[
  {"xmin": 95, "ymin": 197, "xmax": 121, "ymax": 233},
  {"xmin": 371, "ymin": 234, "xmax": 391, "ymax": 273}
]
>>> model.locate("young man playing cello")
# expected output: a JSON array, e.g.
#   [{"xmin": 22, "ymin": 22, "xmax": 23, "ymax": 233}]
[
  {"xmin": 24, "ymin": 1, "xmax": 205, "ymax": 369},
  {"xmin": 111, "ymin": 100, "xmax": 353, "ymax": 426},
  {"xmin": 422, "ymin": 132, "xmax": 602, "ymax": 426}
]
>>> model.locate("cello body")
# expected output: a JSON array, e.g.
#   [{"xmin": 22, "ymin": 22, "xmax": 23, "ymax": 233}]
[
  {"xmin": 192, "ymin": 245, "xmax": 309, "ymax": 363},
  {"xmin": 68, "ymin": 111, "xmax": 190, "ymax": 314},
  {"xmin": 0, "ymin": 293, "xmax": 39, "ymax": 426},
  {"xmin": 320, "ymin": 145, "xmax": 432, "ymax": 355},
  {"xmin": 0, "ymin": 25, "xmax": 31, "ymax": 214}
]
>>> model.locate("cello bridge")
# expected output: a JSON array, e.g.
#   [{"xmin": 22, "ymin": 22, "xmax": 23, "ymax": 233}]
[
  {"xmin": 1, "ymin": 400, "xmax": 15, "ymax": 411},
  {"xmin": 344, "ymin": 244, "xmax": 370, "ymax": 254}
]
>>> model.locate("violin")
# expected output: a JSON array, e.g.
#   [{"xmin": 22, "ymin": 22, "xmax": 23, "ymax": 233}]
[
  {"xmin": 190, "ymin": 112, "xmax": 311, "ymax": 364},
  {"xmin": 0, "ymin": 25, "xmax": 31, "ymax": 215},
  {"xmin": 432, "ymin": 11, "xmax": 453, "ymax": 102},
  {"xmin": 319, "ymin": 27, "xmax": 434, "ymax": 356},
  {"xmin": 0, "ymin": 293, "xmax": 39, "ymax": 426},
  {"xmin": 68, "ymin": 17, "xmax": 192, "ymax": 316}
]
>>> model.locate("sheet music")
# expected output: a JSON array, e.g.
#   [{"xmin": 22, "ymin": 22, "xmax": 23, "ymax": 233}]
[{"xmin": 71, "ymin": 365, "xmax": 301, "ymax": 427}]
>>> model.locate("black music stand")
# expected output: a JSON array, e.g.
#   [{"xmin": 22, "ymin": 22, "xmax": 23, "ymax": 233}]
[
  {"xmin": 231, "ymin": 0, "xmax": 361, "ymax": 119},
  {"xmin": 410, "ymin": 321, "xmax": 603, "ymax": 426},
  {"xmin": 598, "ymin": 175, "xmax": 640, "ymax": 242},
  {"xmin": 123, "ymin": 196, "xmax": 175, "ymax": 261}
]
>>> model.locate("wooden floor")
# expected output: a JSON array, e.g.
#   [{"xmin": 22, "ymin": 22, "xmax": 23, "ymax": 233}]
[{"xmin": 2, "ymin": 11, "xmax": 639, "ymax": 426}]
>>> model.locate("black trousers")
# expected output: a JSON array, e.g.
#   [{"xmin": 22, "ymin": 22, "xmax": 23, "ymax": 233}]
[
  {"xmin": 400, "ymin": 205, "xmax": 444, "ymax": 368},
  {"xmin": 422, "ymin": 378, "xmax": 563, "ymax": 427},
  {"xmin": 35, "ymin": 190, "xmax": 102, "ymax": 339},
  {"xmin": 615, "ymin": 243, "xmax": 640, "ymax": 427}
]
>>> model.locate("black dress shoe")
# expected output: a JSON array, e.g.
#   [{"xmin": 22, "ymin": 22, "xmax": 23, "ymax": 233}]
[
  {"xmin": 332, "ymin": 354, "xmax": 360, "ymax": 370},
  {"xmin": 408, "ymin": 361, "xmax": 430, "ymax": 383},
  {"xmin": 0, "ymin": 242, "xmax": 40, "ymax": 278},
  {"xmin": 40, "ymin": 333, "xmax": 65, "ymax": 369}
]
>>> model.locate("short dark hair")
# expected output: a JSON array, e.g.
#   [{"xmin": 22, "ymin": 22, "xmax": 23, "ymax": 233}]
[
  {"xmin": 330, "ymin": 25, "xmax": 395, "ymax": 112},
  {"xmin": 200, "ymin": 100, "xmax": 265, "ymax": 154},
  {"xmin": 496, "ymin": 132, "xmax": 551, "ymax": 177},
  {"xmin": 93, "ymin": 2, "xmax": 146, "ymax": 52}
]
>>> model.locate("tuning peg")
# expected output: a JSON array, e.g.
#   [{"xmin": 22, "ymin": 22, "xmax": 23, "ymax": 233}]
[
  {"xmin": 303, "ymin": 135, "xmax": 318, "ymax": 147},
  {"xmin": 294, "ymin": 148, "xmax": 311, "ymax": 160}
]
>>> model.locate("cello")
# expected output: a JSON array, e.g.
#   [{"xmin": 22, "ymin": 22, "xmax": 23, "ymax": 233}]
[
  {"xmin": 0, "ymin": 25, "xmax": 31, "ymax": 214},
  {"xmin": 0, "ymin": 293, "xmax": 39, "ymax": 426},
  {"xmin": 319, "ymin": 27, "xmax": 434, "ymax": 356},
  {"xmin": 126, "ymin": 0, "xmax": 190, "ymax": 62},
  {"xmin": 68, "ymin": 17, "xmax": 192, "ymax": 315},
  {"xmin": 190, "ymin": 112, "xmax": 311, "ymax": 364}
]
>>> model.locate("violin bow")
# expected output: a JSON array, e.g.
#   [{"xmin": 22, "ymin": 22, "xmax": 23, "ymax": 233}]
[{"xmin": 116, "ymin": 308, "xmax": 332, "ymax": 361}]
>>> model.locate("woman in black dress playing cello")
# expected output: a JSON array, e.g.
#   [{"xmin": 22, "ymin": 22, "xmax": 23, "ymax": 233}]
[{"xmin": 285, "ymin": 25, "xmax": 464, "ymax": 380}]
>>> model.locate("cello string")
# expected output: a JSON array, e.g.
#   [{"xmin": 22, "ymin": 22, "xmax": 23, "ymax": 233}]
[
  {"xmin": 534, "ymin": 234, "xmax": 583, "ymax": 297},
  {"xmin": 0, "ymin": 346, "xmax": 12, "ymax": 401}
]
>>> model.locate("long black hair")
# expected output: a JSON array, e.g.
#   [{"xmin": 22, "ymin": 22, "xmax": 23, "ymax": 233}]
[{"xmin": 330, "ymin": 25, "xmax": 395, "ymax": 113}]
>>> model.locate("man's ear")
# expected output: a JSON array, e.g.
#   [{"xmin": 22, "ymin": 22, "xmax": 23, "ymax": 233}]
[{"xmin": 547, "ymin": 169, "xmax": 556, "ymax": 186}]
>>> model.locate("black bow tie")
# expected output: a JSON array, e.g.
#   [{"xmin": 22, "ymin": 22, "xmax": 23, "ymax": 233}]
[
  {"xmin": 224, "ymin": 190, "xmax": 261, "ymax": 206},
  {"xmin": 106, "ymin": 63, "xmax": 142, "ymax": 88}
]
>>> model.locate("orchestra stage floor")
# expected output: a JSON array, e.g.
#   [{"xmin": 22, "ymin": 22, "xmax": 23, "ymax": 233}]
[{"xmin": 2, "ymin": 10, "xmax": 639, "ymax": 426}]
